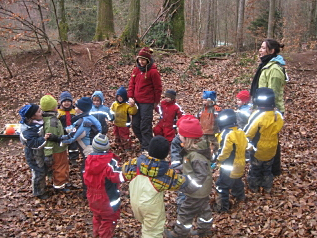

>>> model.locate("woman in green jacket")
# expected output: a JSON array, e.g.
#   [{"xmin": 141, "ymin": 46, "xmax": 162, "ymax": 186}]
[{"xmin": 250, "ymin": 38, "xmax": 287, "ymax": 177}]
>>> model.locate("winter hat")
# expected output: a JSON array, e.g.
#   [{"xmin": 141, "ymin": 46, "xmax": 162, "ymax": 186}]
[
  {"xmin": 40, "ymin": 95, "xmax": 58, "ymax": 112},
  {"xmin": 148, "ymin": 136, "xmax": 170, "ymax": 160},
  {"xmin": 19, "ymin": 104, "xmax": 39, "ymax": 123},
  {"xmin": 176, "ymin": 114, "xmax": 196, "ymax": 127},
  {"xmin": 236, "ymin": 90, "xmax": 250, "ymax": 104},
  {"xmin": 59, "ymin": 91, "xmax": 73, "ymax": 103},
  {"xmin": 165, "ymin": 90, "xmax": 176, "ymax": 100},
  {"xmin": 116, "ymin": 86, "xmax": 128, "ymax": 102},
  {"xmin": 217, "ymin": 109, "xmax": 237, "ymax": 131},
  {"xmin": 92, "ymin": 133, "xmax": 110, "ymax": 153},
  {"xmin": 76, "ymin": 97, "xmax": 93, "ymax": 113},
  {"xmin": 202, "ymin": 91, "xmax": 217, "ymax": 101},
  {"xmin": 178, "ymin": 117, "xmax": 203, "ymax": 138},
  {"xmin": 137, "ymin": 47, "xmax": 153, "ymax": 62}
]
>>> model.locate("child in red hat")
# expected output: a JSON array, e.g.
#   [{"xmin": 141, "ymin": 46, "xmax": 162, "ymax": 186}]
[
  {"xmin": 165, "ymin": 117, "xmax": 213, "ymax": 238},
  {"xmin": 235, "ymin": 90, "xmax": 252, "ymax": 129}
]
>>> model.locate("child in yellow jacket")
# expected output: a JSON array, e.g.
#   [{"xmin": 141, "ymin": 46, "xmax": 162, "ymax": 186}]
[
  {"xmin": 110, "ymin": 86, "xmax": 137, "ymax": 151},
  {"xmin": 244, "ymin": 87, "xmax": 284, "ymax": 193}
]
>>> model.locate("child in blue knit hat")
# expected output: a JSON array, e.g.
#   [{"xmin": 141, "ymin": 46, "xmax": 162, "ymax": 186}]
[
  {"xmin": 110, "ymin": 86, "xmax": 137, "ymax": 151},
  {"xmin": 19, "ymin": 104, "xmax": 51, "ymax": 199}
]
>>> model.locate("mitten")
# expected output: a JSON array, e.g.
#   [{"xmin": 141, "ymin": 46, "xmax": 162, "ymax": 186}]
[
  {"xmin": 47, "ymin": 134, "xmax": 61, "ymax": 143},
  {"xmin": 211, "ymin": 162, "xmax": 217, "ymax": 170}
]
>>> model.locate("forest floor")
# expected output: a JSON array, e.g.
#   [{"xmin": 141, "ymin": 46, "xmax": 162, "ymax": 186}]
[{"xmin": 0, "ymin": 43, "xmax": 316, "ymax": 238}]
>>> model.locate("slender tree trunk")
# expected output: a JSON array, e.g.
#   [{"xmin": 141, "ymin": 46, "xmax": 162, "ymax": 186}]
[
  {"xmin": 120, "ymin": 0, "xmax": 140, "ymax": 48},
  {"xmin": 59, "ymin": 0, "xmax": 68, "ymax": 41},
  {"xmin": 267, "ymin": 0, "xmax": 275, "ymax": 38},
  {"xmin": 94, "ymin": 0, "xmax": 115, "ymax": 41},
  {"xmin": 205, "ymin": 0, "xmax": 213, "ymax": 49},
  {"xmin": 51, "ymin": 0, "xmax": 70, "ymax": 82},
  {"xmin": 37, "ymin": 0, "xmax": 51, "ymax": 52},
  {"xmin": 236, "ymin": 0, "xmax": 245, "ymax": 51},
  {"xmin": 0, "ymin": 50, "xmax": 13, "ymax": 78},
  {"xmin": 310, "ymin": 0, "xmax": 317, "ymax": 40}
]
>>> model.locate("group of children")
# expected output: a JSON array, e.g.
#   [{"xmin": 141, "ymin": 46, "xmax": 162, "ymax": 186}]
[{"xmin": 18, "ymin": 81, "xmax": 284, "ymax": 237}]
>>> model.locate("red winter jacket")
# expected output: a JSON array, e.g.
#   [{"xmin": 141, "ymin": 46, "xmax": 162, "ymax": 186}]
[
  {"xmin": 155, "ymin": 100, "xmax": 184, "ymax": 127},
  {"xmin": 83, "ymin": 153, "xmax": 125, "ymax": 215},
  {"xmin": 128, "ymin": 64, "xmax": 162, "ymax": 104}
]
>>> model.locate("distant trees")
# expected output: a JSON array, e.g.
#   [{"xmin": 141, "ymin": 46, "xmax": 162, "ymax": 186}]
[{"xmin": 1, "ymin": 0, "xmax": 317, "ymax": 54}]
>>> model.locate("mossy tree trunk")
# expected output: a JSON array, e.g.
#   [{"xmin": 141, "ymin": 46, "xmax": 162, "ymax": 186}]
[
  {"xmin": 169, "ymin": 0, "xmax": 185, "ymax": 52},
  {"xmin": 94, "ymin": 0, "xmax": 115, "ymax": 41},
  {"xmin": 59, "ymin": 0, "xmax": 68, "ymax": 41},
  {"xmin": 120, "ymin": 0, "xmax": 140, "ymax": 47},
  {"xmin": 160, "ymin": 0, "xmax": 185, "ymax": 52}
]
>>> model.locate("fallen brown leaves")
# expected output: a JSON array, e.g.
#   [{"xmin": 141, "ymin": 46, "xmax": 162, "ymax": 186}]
[{"xmin": 0, "ymin": 45, "xmax": 316, "ymax": 237}]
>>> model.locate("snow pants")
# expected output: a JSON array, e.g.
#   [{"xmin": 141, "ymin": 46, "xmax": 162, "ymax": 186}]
[
  {"xmin": 153, "ymin": 123, "xmax": 175, "ymax": 142},
  {"xmin": 247, "ymin": 151, "xmax": 274, "ymax": 192},
  {"xmin": 131, "ymin": 103, "xmax": 154, "ymax": 151},
  {"xmin": 215, "ymin": 170, "xmax": 245, "ymax": 211},
  {"xmin": 26, "ymin": 153, "xmax": 47, "ymax": 196},
  {"xmin": 52, "ymin": 150, "xmax": 69, "ymax": 189},
  {"xmin": 68, "ymin": 142, "xmax": 79, "ymax": 165},
  {"xmin": 129, "ymin": 175, "xmax": 166, "ymax": 238},
  {"xmin": 173, "ymin": 196, "xmax": 213, "ymax": 237},
  {"xmin": 92, "ymin": 210, "xmax": 120, "ymax": 238},
  {"xmin": 113, "ymin": 125, "xmax": 131, "ymax": 150}
]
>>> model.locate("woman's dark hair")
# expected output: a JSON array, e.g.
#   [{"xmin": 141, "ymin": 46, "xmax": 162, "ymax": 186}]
[{"xmin": 264, "ymin": 39, "xmax": 285, "ymax": 55}]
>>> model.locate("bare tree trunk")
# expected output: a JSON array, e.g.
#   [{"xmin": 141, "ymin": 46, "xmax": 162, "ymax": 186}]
[
  {"xmin": 51, "ymin": 0, "xmax": 70, "ymax": 82},
  {"xmin": 267, "ymin": 0, "xmax": 275, "ymax": 38},
  {"xmin": 58, "ymin": 0, "xmax": 68, "ymax": 41},
  {"xmin": 37, "ymin": 0, "xmax": 51, "ymax": 52},
  {"xmin": 204, "ymin": 0, "xmax": 214, "ymax": 49},
  {"xmin": 310, "ymin": 0, "xmax": 317, "ymax": 40},
  {"xmin": 120, "ymin": 0, "xmax": 140, "ymax": 48},
  {"xmin": 170, "ymin": 0, "xmax": 185, "ymax": 52},
  {"xmin": 94, "ymin": 0, "xmax": 115, "ymax": 41},
  {"xmin": 0, "ymin": 50, "xmax": 13, "ymax": 78},
  {"xmin": 236, "ymin": 0, "xmax": 245, "ymax": 52},
  {"xmin": 23, "ymin": 0, "xmax": 53, "ymax": 77}
]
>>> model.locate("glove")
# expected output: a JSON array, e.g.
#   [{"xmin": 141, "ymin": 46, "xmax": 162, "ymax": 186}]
[
  {"xmin": 47, "ymin": 134, "xmax": 61, "ymax": 143},
  {"xmin": 211, "ymin": 162, "xmax": 217, "ymax": 170},
  {"xmin": 44, "ymin": 156, "xmax": 53, "ymax": 168}
]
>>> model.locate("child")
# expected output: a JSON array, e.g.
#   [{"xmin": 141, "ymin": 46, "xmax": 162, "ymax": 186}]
[
  {"xmin": 40, "ymin": 95, "xmax": 70, "ymax": 192},
  {"xmin": 19, "ymin": 104, "xmax": 51, "ymax": 199},
  {"xmin": 57, "ymin": 91, "xmax": 79, "ymax": 166},
  {"xmin": 90, "ymin": 91, "xmax": 114, "ymax": 134},
  {"xmin": 164, "ymin": 117, "xmax": 213, "ymax": 238},
  {"xmin": 153, "ymin": 89, "xmax": 184, "ymax": 143},
  {"xmin": 84, "ymin": 133, "xmax": 125, "ymax": 238},
  {"xmin": 128, "ymin": 47, "xmax": 162, "ymax": 151},
  {"xmin": 122, "ymin": 136, "xmax": 190, "ymax": 238},
  {"xmin": 235, "ymin": 90, "xmax": 252, "ymax": 129},
  {"xmin": 213, "ymin": 109, "xmax": 248, "ymax": 212},
  {"xmin": 110, "ymin": 86, "xmax": 137, "ymax": 151},
  {"xmin": 244, "ymin": 87, "xmax": 284, "ymax": 193},
  {"xmin": 60, "ymin": 97, "xmax": 102, "ymax": 197},
  {"xmin": 197, "ymin": 90, "xmax": 222, "ymax": 150}
]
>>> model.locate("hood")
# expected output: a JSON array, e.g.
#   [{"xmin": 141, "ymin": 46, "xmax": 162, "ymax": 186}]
[
  {"xmin": 92, "ymin": 91, "xmax": 104, "ymax": 104},
  {"xmin": 85, "ymin": 154, "xmax": 111, "ymax": 175},
  {"xmin": 270, "ymin": 55, "xmax": 286, "ymax": 66},
  {"xmin": 116, "ymin": 86, "xmax": 128, "ymax": 103},
  {"xmin": 137, "ymin": 154, "xmax": 169, "ymax": 178},
  {"xmin": 187, "ymin": 139, "xmax": 212, "ymax": 160}
]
